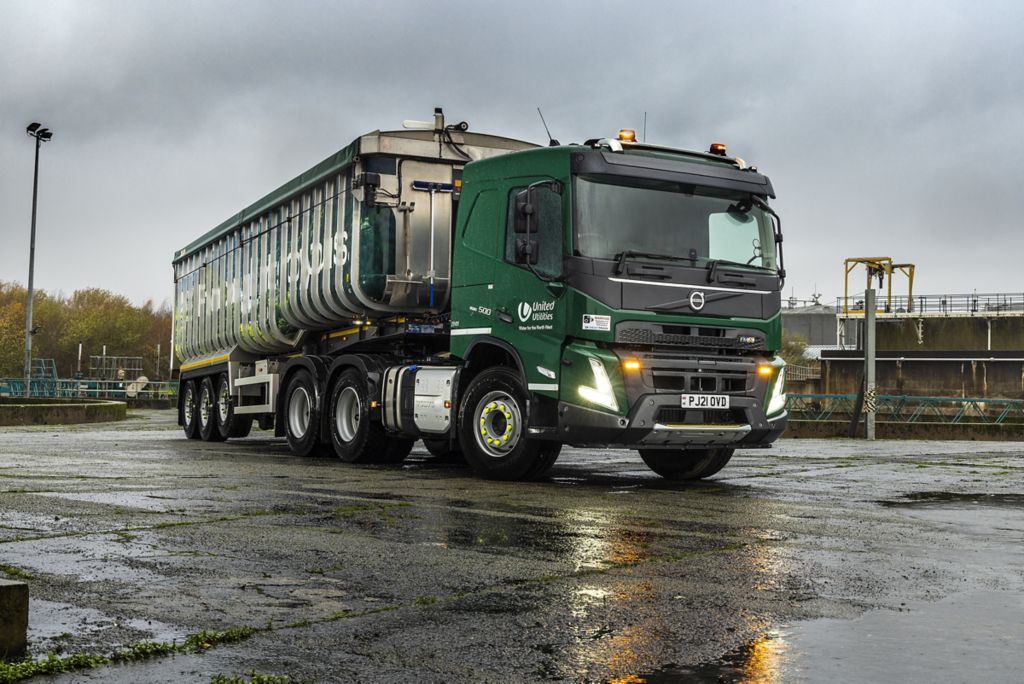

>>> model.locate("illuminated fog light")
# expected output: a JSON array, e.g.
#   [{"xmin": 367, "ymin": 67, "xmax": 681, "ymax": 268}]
[{"xmin": 578, "ymin": 357, "xmax": 619, "ymax": 412}]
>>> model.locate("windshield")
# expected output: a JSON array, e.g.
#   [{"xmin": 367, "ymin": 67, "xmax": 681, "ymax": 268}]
[{"xmin": 574, "ymin": 175, "xmax": 778, "ymax": 271}]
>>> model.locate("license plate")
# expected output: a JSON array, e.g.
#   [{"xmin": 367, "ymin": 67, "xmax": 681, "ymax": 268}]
[{"xmin": 680, "ymin": 394, "xmax": 730, "ymax": 409}]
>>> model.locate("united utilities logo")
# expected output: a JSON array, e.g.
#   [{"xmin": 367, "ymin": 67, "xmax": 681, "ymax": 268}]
[
  {"xmin": 518, "ymin": 300, "xmax": 555, "ymax": 323},
  {"xmin": 518, "ymin": 302, "xmax": 533, "ymax": 322}
]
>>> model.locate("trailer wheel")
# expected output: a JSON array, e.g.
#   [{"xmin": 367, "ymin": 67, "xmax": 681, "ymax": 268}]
[
  {"xmin": 284, "ymin": 370, "xmax": 322, "ymax": 457},
  {"xmin": 457, "ymin": 367, "xmax": 556, "ymax": 480},
  {"xmin": 329, "ymin": 368, "xmax": 391, "ymax": 463},
  {"xmin": 214, "ymin": 373, "xmax": 253, "ymax": 440},
  {"xmin": 198, "ymin": 376, "xmax": 225, "ymax": 442},
  {"xmin": 637, "ymin": 448, "xmax": 734, "ymax": 480},
  {"xmin": 181, "ymin": 380, "xmax": 200, "ymax": 440}
]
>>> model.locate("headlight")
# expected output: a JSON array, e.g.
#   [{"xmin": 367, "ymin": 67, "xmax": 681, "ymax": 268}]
[
  {"xmin": 578, "ymin": 357, "xmax": 619, "ymax": 412},
  {"xmin": 766, "ymin": 366, "xmax": 787, "ymax": 416}
]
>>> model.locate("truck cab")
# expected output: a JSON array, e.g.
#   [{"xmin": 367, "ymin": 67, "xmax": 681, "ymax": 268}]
[{"xmin": 448, "ymin": 132, "xmax": 787, "ymax": 479}]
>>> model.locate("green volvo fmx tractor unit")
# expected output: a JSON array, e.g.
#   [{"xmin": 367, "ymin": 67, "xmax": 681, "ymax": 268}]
[{"xmin": 173, "ymin": 109, "xmax": 788, "ymax": 480}]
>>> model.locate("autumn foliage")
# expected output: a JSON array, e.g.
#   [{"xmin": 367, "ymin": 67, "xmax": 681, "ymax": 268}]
[{"xmin": 0, "ymin": 281, "xmax": 172, "ymax": 379}]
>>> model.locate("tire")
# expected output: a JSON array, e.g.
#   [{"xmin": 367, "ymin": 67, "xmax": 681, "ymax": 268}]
[
  {"xmin": 284, "ymin": 370, "xmax": 322, "ymax": 457},
  {"xmin": 198, "ymin": 376, "xmax": 225, "ymax": 442},
  {"xmin": 638, "ymin": 448, "xmax": 734, "ymax": 480},
  {"xmin": 422, "ymin": 438, "xmax": 466, "ymax": 464},
  {"xmin": 181, "ymin": 380, "xmax": 200, "ymax": 440},
  {"xmin": 214, "ymin": 373, "xmax": 253, "ymax": 440},
  {"xmin": 328, "ymin": 368, "xmax": 390, "ymax": 463},
  {"xmin": 457, "ymin": 367, "xmax": 556, "ymax": 481},
  {"xmin": 374, "ymin": 437, "xmax": 416, "ymax": 465}
]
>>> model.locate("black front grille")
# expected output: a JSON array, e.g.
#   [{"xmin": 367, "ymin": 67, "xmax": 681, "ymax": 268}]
[
  {"xmin": 616, "ymin": 325, "xmax": 765, "ymax": 350},
  {"xmin": 650, "ymin": 370, "xmax": 750, "ymax": 393}
]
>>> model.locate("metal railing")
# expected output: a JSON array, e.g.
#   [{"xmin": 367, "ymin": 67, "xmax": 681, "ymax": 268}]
[
  {"xmin": 785, "ymin": 364, "xmax": 821, "ymax": 381},
  {"xmin": 0, "ymin": 378, "xmax": 178, "ymax": 402},
  {"xmin": 787, "ymin": 393, "xmax": 1024, "ymax": 425},
  {"xmin": 837, "ymin": 292, "xmax": 1024, "ymax": 316}
]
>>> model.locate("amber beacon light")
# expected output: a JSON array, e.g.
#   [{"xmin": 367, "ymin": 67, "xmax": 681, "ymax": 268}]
[{"xmin": 618, "ymin": 128, "xmax": 637, "ymax": 142}]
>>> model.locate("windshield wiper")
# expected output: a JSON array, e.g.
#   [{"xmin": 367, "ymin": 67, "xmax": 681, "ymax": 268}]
[
  {"xmin": 614, "ymin": 250, "xmax": 691, "ymax": 275},
  {"xmin": 705, "ymin": 258, "xmax": 774, "ymax": 284}
]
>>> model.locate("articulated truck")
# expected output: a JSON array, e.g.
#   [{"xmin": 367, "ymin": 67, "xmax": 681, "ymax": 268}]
[{"xmin": 173, "ymin": 109, "xmax": 788, "ymax": 480}]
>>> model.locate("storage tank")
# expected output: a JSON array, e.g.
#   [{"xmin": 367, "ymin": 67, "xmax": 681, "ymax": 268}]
[{"xmin": 172, "ymin": 120, "xmax": 536, "ymax": 364}]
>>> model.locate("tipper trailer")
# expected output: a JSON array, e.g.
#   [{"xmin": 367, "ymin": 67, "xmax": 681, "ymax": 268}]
[{"xmin": 173, "ymin": 109, "xmax": 788, "ymax": 480}]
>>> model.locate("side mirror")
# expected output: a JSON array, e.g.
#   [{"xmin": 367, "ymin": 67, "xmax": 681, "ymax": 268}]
[
  {"xmin": 515, "ymin": 188, "xmax": 536, "ymax": 234},
  {"xmin": 515, "ymin": 237, "xmax": 539, "ymax": 265}
]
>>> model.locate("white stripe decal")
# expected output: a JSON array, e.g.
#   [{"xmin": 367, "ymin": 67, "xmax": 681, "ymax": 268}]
[
  {"xmin": 450, "ymin": 327, "xmax": 492, "ymax": 336},
  {"xmin": 528, "ymin": 383, "xmax": 559, "ymax": 392},
  {"xmin": 608, "ymin": 277, "xmax": 772, "ymax": 295}
]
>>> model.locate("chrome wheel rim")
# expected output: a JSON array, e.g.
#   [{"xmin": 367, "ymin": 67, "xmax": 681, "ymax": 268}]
[
  {"xmin": 199, "ymin": 386, "xmax": 212, "ymax": 427},
  {"xmin": 473, "ymin": 390, "xmax": 522, "ymax": 458},
  {"xmin": 217, "ymin": 382, "xmax": 230, "ymax": 423},
  {"xmin": 288, "ymin": 386, "xmax": 311, "ymax": 438},
  {"xmin": 334, "ymin": 387, "xmax": 360, "ymax": 443},
  {"xmin": 184, "ymin": 386, "xmax": 195, "ymax": 427}
]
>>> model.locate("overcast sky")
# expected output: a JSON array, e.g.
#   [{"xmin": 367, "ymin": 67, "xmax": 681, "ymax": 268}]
[{"xmin": 2, "ymin": 0, "xmax": 1022, "ymax": 308}]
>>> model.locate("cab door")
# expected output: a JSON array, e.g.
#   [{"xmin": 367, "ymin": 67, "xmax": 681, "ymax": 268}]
[{"xmin": 490, "ymin": 183, "xmax": 567, "ymax": 398}]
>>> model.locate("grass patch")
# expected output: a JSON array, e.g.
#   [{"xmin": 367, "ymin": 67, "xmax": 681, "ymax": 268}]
[
  {"xmin": 0, "ymin": 623, "xmax": 269, "ymax": 684},
  {"xmin": 0, "ymin": 563, "xmax": 33, "ymax": 580},
  {"xmin": 211, "ymin": 672, "xmax": 291, "ymax": 684}
]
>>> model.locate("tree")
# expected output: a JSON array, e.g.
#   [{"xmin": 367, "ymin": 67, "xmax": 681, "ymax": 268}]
[{"xmin": 0, "ymin": 281, "xmax": 172, "ymax": 379}]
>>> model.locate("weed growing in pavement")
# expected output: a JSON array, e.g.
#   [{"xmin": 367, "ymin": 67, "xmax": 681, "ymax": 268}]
[
  {"xmin": 210, "ymin": 671, "xmax": 291, "ymax": 684},
  {"xmin": 0, "ymin": 563, "xmax": 33, "ymax": 580}
]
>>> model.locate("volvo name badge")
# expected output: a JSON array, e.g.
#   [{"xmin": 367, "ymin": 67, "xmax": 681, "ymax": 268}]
[{"xmin": 689, "ymin": 291, "xmax": 706, "ymax": 311}]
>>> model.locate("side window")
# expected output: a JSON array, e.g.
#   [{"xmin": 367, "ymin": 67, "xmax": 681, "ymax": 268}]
[{"xmin": 504, "ymin": 186, "xmax": 563, "ymax": 276}]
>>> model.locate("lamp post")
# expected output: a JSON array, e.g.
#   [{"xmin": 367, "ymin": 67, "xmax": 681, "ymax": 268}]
[{"xmin": 24, "ymin": 122, "xmax": 53, "ymax": 397}]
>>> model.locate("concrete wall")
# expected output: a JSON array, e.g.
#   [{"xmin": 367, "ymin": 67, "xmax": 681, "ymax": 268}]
[
  {"xmin": 821, "ymin": 354, "xmax": 1024, "ymax": 399},
  {"xmin": 842, "ymin": 316, "xmax": 1024, "ymax": 352},
  {"xmin": 0, "ymin": 398, "xmax": 126, "ymax": 426}
]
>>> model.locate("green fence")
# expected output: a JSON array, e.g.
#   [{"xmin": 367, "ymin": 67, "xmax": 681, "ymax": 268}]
[
  {"xmin": 0, "ymin": 378, "xmax": 178, "ymax": 402},
  {"xmin": 787, "ymin": 393, "xmax": 1024, "ymax": 425}
]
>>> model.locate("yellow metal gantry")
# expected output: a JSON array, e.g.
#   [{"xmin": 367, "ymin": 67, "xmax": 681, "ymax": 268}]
[{"xmin": 843, "ymin": 257, "xmax": 916, "ymax": 314}]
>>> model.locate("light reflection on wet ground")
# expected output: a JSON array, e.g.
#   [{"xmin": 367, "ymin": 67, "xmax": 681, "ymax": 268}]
[{"xmin": 1, "ymin": 411, "xmax": 1021, "ymax": 682}]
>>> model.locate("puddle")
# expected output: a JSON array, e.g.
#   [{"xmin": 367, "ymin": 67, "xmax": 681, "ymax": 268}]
[
  {"xmin": 878, "ymin": 491, "xmax": 1024, "ymax": 537},
  {"xmin": 33, "ymin": 490, "xmax": 220, "ymax": 513},
  {"xmin": 28, "ymin": 599, "xmax": 187, "ymax": 652},
  {"xmin": 631, "ymin": 590, "xmax": 1024, "ymax": 683},
  {"xmin": 880, "ymin": 491, "xmax": 1024, "ymax": 508},
  {"xmin": 9, "ymin": 533, "xmax": 173, "ymax": 583}
]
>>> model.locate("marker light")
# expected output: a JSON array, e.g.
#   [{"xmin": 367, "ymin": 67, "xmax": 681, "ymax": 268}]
[
  {"xmin": 623, "ymin": 359, "xmax": 641, "ymax": 372},
  {"xmin": 618, "ymin": 129, "xmax": 637, "ymax": 142},
  {"xmin": 709, "ymin": 142, "xmax": 727, "ymax": 156},
  {"xmin": 757, "ymin": 364, "xmax": 774, "ymax": 378},
  {"xmin": 578, "ymin": 357, "xmax": 619, "ymax": 412}
]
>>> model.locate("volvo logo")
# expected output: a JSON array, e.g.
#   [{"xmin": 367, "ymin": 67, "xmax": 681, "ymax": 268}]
[{"xmin": 689, "ymin": 291, "xmax": 706, "ymax": 311}]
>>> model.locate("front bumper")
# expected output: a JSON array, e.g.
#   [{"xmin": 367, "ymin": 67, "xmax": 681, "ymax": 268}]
[{"xmin": 557, "ymin": 395, "xmax": 787, "ymax": 448}]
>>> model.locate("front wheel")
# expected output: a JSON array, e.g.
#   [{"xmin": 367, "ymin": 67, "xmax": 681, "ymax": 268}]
[
  {"xmin": 457, "ymin": 368, "xmax": 558, "ymax": 481},
  {"xmin": 638, "ymin": 448, "xmax": 734, "ymax": 480}
]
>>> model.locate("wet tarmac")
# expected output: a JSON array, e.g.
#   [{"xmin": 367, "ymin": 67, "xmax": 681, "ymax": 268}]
[{"xmin": 1, "ymin": 410, "xmax": 1022, "ymax": 682}]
